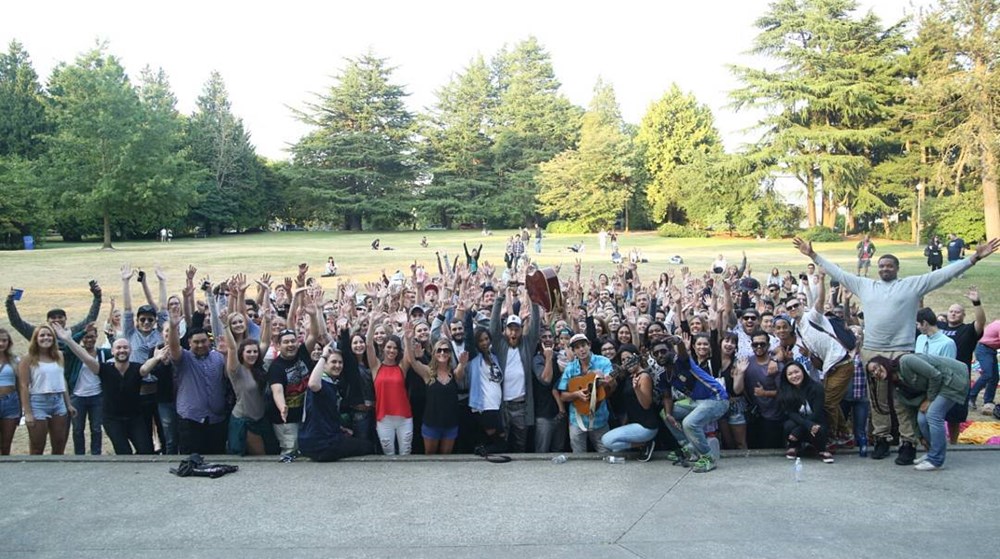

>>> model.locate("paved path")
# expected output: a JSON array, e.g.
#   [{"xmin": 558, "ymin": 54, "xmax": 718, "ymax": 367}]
[{"xmin": 2, "ymin": 449, "xmax": 998, "ymax": 558}]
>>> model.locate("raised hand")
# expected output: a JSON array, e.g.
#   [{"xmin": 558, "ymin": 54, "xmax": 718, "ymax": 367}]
[
  {"xmin": 973, "ymin": 238, "xmax": 1000, "ymax": 262},
  {"xmin": 185, "ymin": 265, "xmax": 198, "ymax": 282},
  {"xmin": 792, "ymin": 237, "xmax": 815, "ymax": 258},
  {"xmin": 120, "ymin": 263, "xmax": 134, "ymax": 281},
  {"xmin": 966, "ymin": 286, "xmax": 981, "ymax": 303},
  {"xmin": 155, "ymin": 266, "xmax": 167, "ymax": 282}
]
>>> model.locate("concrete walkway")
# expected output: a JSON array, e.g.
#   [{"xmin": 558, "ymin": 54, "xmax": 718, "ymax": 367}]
[{"xmin": 2, "ymin": 448, "xmax": 998, "ymax": 558}]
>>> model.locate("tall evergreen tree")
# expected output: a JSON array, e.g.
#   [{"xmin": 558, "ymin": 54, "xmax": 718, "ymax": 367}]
[
  {"xmin": 0, "ymin": 40, "xmax": 50, "ymax": 245},
  {"xmin": 490, "ymin": 37, "xmax": 582, "ymax": 226},
  {"xmin": 418, "ymin": 55, "xmax": 496, "ymax": 228},
  {"xmin": 288, "ymin": 51, "xmax": 415, "ymax": 231},
  {"xmin": 636, "ymin": 84, "xmax": 723, "ymax": 225},
  {"xmin": 537, "ymin": 79, "xmax": 634, "ymax": 232},
  {"xmin": 186, "ymin": 71, "xmax": 262, "ymax": 234},
  {"xmin": 44, "ymin": 45, "xmax": 146, "ymax": 247},
  {"xmin": 730, "ymin": 0, "xmax": 906, "ymax": 228}
]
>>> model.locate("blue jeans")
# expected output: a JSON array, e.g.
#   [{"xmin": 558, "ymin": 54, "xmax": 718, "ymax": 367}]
[
  {"xmin": 918, "ymin": 396, "xmax": 953, "ymax": 467},
  {"xmin": 842, "ymin": 400, "xmax": 870, "ymax": 448},
  {"xmin": 157, "ymin": 403, "xmax": 179, "ymax": 455},
  {"xmin": 70, "ymin": 394, "xmax": 103, "ymax": 455},
  {"xmin": 970, "ymin": 344, "xmax": 998, "ymax": 405},
  {"xmin": 601, "ymin": 423, "xmax": 658, "ymax": 452},
  {"xmin": 667, "ymin": 399, "xmax": 729, "ymax": 457},
  {"xmin": 534, "ymin": 239, "xmax": 541, "ymax": 253}
]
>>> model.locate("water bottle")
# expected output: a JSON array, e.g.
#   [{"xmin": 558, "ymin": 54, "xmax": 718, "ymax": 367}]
[
  {"xmin": 551, "ymin": 454, "xmax": 567, "ymax": 464},
  {"xmin": 604, "ymin": 455, "xmax": 625, "ymax": 464},
  {"xmin": 858, "ymin": 433, "xmax": 868, "ymax": 458},
  {"xmin": 793, "ymin": 457, "xmax": 803, "ymax": 482}
]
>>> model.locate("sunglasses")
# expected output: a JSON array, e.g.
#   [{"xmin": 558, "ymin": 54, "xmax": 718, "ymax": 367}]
[
  {"xmin": 138, "ymin": 317, "xmax": 156, "ymax": 324},
  {"xmin": 786, "ymin": 303, "xmax": 800, "ymax": 310},
  {"xmin": 435, "ymin": 348, "xmax": 452, "ymax": 354},
  {"xmin": 742, "ymin": 316, "xmax": 759, "ymax": 321},
  {"xmin": 751, "ymin": 341, "xmax": 769, "ymax": 348}
]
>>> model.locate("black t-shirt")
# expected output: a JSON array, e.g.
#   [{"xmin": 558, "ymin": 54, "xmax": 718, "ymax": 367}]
[
  {"xmin": 99, "ymin": 361, "xmax": 144, "ymax": 418},
  {"xmin": 532, "ymin": 352, "xmax": 562, "ymax": 419},
  {"xmin": 947, "ymin": 238, "xmax": 965, "ymax": 260},
  {"xmin": 266, "ymin": 345, "xmax": 314, "ymax": 424},
  {"xmin": 423, "ymin": 376, "xmax": 459, "ymax": 429},
  {"xmin": 937, "ymin": 321, "xmax": 981, "ymax": 367}
]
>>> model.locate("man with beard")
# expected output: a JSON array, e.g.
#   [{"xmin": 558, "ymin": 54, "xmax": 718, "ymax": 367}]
[
  {"xmin": 489, "ymin": 284, "xmax": 541, "ymax": 452},
  {"xmin": 57, "ymin": 326, "xmax": 153, "ymax": 454},
  {"xmin": 793, "ymin": 236, "xmax": 999, "ymax": 464},
  {"xmin": 532, "ymin": 329, "xmax": 566, "ymax": 452},
  {"xmin": 268, "ymin": 329, "xmax": 317, "ymax": 455}
]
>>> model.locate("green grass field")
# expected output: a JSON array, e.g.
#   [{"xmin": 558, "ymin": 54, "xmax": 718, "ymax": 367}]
[{"xmin": 2, "ymin": 230, "xmax": 999, "ymax": 336}]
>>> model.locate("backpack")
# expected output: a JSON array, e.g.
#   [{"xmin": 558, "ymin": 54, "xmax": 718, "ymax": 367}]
[
  {"xmin": 827, "ymin": 316, "xmax": 857, "ymax": 351},
  {"xmin": 807, "ymin": 316, "xmax": 857, "ymax": 353}
]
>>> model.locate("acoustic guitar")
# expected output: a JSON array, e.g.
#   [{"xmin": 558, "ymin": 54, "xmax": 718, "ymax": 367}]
[{"xmin": 566, "ymin": 367, "xmax": 628, "ymax": 427}]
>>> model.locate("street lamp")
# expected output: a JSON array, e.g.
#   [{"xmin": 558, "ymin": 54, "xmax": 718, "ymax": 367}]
[{"xmin": 915, "ymin": 183, "xmax": 923, "ymax": 246}]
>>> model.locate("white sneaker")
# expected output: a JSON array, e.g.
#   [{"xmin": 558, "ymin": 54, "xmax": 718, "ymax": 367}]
[
  {"xmin": 983, "ymin": 403, "xmax": 996, "ymax": 416},
  {"xmin": 915, "ymin": 454, "xmax": 928, "ymax": 464},
  {"xmin": 914, "ymin": 461, "xmax": 942, "ymax": 471}
]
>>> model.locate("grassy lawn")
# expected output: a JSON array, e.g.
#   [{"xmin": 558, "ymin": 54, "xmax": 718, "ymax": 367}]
[{"xmin": 3, "ymin": 230, "xmax": 999, "ymax": 334}]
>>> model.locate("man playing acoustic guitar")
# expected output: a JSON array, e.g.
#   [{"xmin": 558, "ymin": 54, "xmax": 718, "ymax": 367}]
[{"xmin": 558, "ymin": 333, "xmax": 618, "ymax": 453}]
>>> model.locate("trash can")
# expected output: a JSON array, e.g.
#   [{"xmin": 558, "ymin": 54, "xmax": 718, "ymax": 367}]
[{"xmin": 22, "ymin": 235, "xmax": 34, "ymax": 250}]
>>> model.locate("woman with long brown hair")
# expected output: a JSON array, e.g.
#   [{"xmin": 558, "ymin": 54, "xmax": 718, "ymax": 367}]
[{"xmin": 18, "ymin": 325, "xmax": 75, "ymax": 454}]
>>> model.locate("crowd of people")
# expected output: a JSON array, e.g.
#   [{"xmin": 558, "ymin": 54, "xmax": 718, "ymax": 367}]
[{"xmin": 2, "ymin": 234, "xmax": 998, "ymax": 474}]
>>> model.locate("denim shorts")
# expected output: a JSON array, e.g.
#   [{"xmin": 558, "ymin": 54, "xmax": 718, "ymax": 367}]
[
  {"xmin": 726, "ymin": 397, "xmax": 747, "ymax": 426},
  {"xmin": 30, "ymin": 393, "xmax": 68, "ymax": 420},
  {"xmin": 0, "ymin": 391, "xmax": 21, "ymax": 419},
  {"xmin": 421, "ymin": 423, "xmax": 458, "ymax": 440}
]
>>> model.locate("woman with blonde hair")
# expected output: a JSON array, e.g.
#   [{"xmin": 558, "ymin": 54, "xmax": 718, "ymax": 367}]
[
  {"xmin": 0, "ymin": 328, "xmax": 21, "ymax": 454},
  {"xmin": 407, "ymin": 335, "xmax": 467, "ymax": 454},
  {"xmin": 18, "ymin": 325, "xmax": 74, "ymax": 454}
]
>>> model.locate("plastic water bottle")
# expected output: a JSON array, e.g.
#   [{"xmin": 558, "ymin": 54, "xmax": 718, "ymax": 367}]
[
  {"xmin": 858, "ymin": 433, "xmax": 868, "ymax": 458},
  {"xmin": 604, "ymin": 455, "xmax": 625, "ymax": 464},
  {"xmin": 793, "ymin": 457, "xmax": 803, "ymax": 482},
  {"xmin": 551, "ymin": 454, "xmax": 567, "ymax": 464}
]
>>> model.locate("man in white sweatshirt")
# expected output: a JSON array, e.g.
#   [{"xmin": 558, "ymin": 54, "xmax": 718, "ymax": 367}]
[{"xmin": 792, "ymin": 236, "xmax": 999, "ymax": 463}]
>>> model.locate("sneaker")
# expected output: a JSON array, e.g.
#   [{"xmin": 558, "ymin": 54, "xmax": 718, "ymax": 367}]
[
  {"xmin": 639, "ymin": 440, "xmax": 655, "ymax": 463},
  {"xmin": 915, "ymin": 453, "xmax": 928, "ymax": 464},
  {"xmin": 691, "ymin": 455, "xmax": 716, "ymax": 473},
  {"xmin": 983, "ymin": 403, "xmax": 996, "ymax": 416},
  {"xmin": 968, "ymin": 400, "xmax": 977, "ymax": 411},
  {"xmin": 871, "ymin": 438, "xmax": 891, "ymax": 460},
  {"xmin": 914, "ymin": 461, "xmax": 942, "ymax": 471},
  {"xmin": 818, "ymin": 451, "xmax": 835, "ymax": 464},
  {"xmin": 894, "ymin": 442, "xmax": 916, "ymax": 466},
  {"xmin": 785, "ymin": 447, "xmax": 798, "ymax": 460}
]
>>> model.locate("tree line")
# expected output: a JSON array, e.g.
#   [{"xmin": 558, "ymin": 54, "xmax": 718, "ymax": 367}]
[{"xmin": 1, "ymin": 0, "xmax": 998, "ymax": 249}]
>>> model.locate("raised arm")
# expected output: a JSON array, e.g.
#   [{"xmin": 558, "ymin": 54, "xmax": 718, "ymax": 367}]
[
  {"xmin": 53, "ymin": 324, "xmax": 99, "ymax": 373},
  {"xmin": 140, "ymin": 345, "xmax": 169, "ymax": 378},
  {"xmin": 70, "ymin": 281, "xmax": 104, "ymax": 335},
  {"xmin": 155, "ymin": 267, "xmax": 168, "ymax": 310},
  {"xmin": 121, "ymin": 263, "xmax": 136, "ymax": 313},
  {"xmin": 167, "ymin": 301, "xmax": 183, "ymax": 363},
  {"xmin": 5, "ymin": 290, "xmax": 36, "ymax": 340},
  {"xmin": 366, "ymin": 312, "xmax": 384, "ymax": 379},
  {"xmin": 139, "ymin": 269, "xmax": 156, "ymax": 308},
  {"xmin": 221, "ymin": 303, "xmax": 239, "ymax": 375},
  {"xmin": 968, "ymin": 287, "xmax": 986, "ymax": 334}
]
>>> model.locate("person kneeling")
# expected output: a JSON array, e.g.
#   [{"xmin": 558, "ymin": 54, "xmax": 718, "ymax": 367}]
[
  {"xmin": 600, "ymin": 346, "xmax": 658, "ymax": 462},
  {"xmin": 777, "ymin": 362, "xmax": 834, "ymax": 464},
  {"xmin": 298, "ymin": 345, "xmax": 373, "ymax": 462}
]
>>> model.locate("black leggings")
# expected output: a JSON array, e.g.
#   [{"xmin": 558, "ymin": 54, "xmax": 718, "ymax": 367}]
[{"xmin": 304, "ymin": 437, "xmax": 373, "ymax": 462}]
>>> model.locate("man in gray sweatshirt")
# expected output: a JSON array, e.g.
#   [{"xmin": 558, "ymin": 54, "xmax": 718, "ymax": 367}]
[{"xmin": 792, "ymin": 236, "xmax": 999, "ymax": 463}]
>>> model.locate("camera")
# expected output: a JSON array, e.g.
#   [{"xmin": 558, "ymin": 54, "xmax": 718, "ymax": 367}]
[
  {"xmin": 137, "ymin": 270, "xmax": 146, "ymax": 283},
  {"xmin": 798, "ymin": 273, "xmax": 807, "ymax": 281},
  {"xmin": 712, "ymin": 266, "xmax": 724, "ymax": 274},
  {"xmin": 201, "ymin": 280, "xmax": 211, "ymax": 291}
]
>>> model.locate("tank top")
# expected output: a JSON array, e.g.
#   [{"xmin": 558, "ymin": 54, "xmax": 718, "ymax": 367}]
[
  {"xmin": 423, "ymin": 374, "xmax": 458, "ymax": 429},
  {"xmin": 30, "ymin": 361, "xmax": 67, "ymax": 394},
  {"xmin": 374, "ymin": 364, "xmax": 411, "ymax": 421},
  {"xmin": 623, "ymin": 374, "xmax": 660, "ymax": 430},
  {"xmin": 0, "ymin": 362, "xmax": 16, "ymax": 387}
]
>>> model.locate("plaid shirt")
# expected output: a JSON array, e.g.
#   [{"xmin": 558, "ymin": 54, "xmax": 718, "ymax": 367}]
[{"xmin": 847, "ymin": 352, "xmax": 867, "ymax": 401}]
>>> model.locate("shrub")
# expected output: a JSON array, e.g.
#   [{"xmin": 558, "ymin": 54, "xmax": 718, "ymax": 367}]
[
  {"xmin": 799, "ymin": 226, "xmax": 842, "ymax": 242},
  {"xmin": 656, "ymin": 222, "xmax": 708, "ymax": 238},
  {"xmin": 545, "ymin": 220, "xmax": 591, "ymax": 234}
]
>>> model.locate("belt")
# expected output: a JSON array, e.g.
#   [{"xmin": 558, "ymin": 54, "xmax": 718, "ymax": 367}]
[{"xmin": 505, "ymin": 396, "xmax": 526, "ymax": 404}]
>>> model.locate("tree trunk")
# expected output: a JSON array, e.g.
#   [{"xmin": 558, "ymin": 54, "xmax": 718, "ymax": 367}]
[
  {"xmin": 102, "ymin": 210, "xmax": 113, "ymax": 249},
  {"xmin": 845, "ymin": 204, "xmax": 855, "ymax": 234},
  {"xmin": 981, "ymin": 143, "xmax": 1000, "ymax": 240},
  {"xmin": 805, "ymin": 172, "xmax": 817, "ymax": 227},
  {"xmin": 347, "ymin": 212, "xmax": 363, "ymax": 231}
]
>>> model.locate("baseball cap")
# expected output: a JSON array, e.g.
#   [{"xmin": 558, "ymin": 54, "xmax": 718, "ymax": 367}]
[
  {"xmin": 137, "ymin": 304, "xmax": 157, "ymax": 317},
  {"xmin": 505, "ymin": 315, "xmax": 522, "ymax": 328},
  {"xmin": 569, "ymin": 333, "xmax": 589, "ymax": 347},
  {"xmin": 424, "ymin": 283, "xmax": 439, "ymax": 293}
]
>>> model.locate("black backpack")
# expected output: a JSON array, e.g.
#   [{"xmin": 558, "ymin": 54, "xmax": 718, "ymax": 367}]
[{"xmin": 827, "ymin": 316, "xmax": 857, "ymax": 351}]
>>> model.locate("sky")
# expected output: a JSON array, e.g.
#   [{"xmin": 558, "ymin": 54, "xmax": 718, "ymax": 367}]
[{"xmin": 3, "ymin": 0, "xmax": 930, "ymax": 161}]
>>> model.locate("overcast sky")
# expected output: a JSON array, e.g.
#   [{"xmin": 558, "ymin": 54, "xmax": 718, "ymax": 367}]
[{"xmin": 4, "ymin": 0, "xmax": 930, "ymax": 161}]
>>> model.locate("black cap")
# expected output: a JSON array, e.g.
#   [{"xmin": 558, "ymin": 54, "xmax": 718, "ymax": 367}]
[{"xmin": 137, "ymin": 304, "xmax": 157, "ymax": 317}]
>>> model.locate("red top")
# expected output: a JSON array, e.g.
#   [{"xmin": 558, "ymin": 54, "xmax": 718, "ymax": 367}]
[
  {"xmin": 982, "ymin": 320, "xmax": 1000, "ymax": 350},
  {"xmin": 374, "ymin": 364, "xmax": 412, "ymax": 421}
]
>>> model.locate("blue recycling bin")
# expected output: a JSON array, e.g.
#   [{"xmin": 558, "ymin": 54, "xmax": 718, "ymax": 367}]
[{"xmin": 22, "ymin": 235, "xmax": 34, "ymax": 250}]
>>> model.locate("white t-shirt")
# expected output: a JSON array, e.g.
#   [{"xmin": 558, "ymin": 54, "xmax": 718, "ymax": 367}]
[
  {"xmin": 73, "ymin": 362, "xmax": 102, "ymax": 397},
  {"xmin": 503, "ymin": 347, "xmax": 526, "ymax": 401},
  {"xmin": 479, "ymin": 358, "xmax": 502, "ymax": 411}
]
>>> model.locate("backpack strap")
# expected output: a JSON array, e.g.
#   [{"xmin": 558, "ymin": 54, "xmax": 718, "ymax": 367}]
[{"xmin": 807, "ymin": 319, "xmax": 849, "ymax": 351}]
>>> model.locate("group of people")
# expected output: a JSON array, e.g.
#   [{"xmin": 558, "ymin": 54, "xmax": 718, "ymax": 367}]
[{"xmin": 2, "ymin": 234, "xmax": 998, "ymax": 475}]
